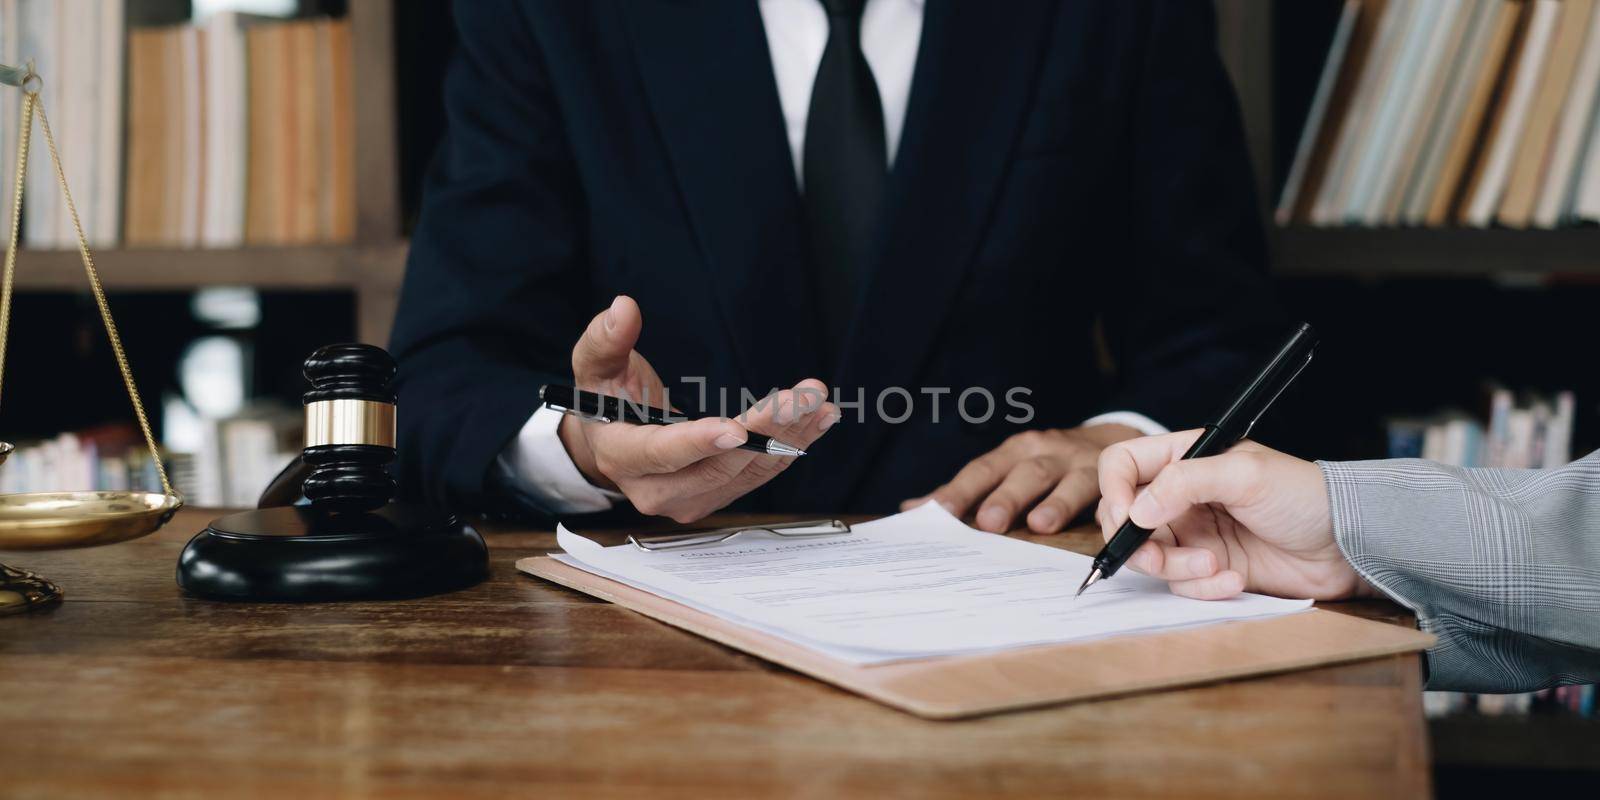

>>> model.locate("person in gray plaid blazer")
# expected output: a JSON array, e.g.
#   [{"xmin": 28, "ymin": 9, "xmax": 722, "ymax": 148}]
[{"xmin": 1093, "ymin": 430, "xmax": 1600, "ymax": 693}]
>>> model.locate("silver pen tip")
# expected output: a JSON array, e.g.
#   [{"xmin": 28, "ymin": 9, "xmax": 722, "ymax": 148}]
[
  {"xmin": 1075, "ymin": 568, "xmax": 1102, "ymax": 599},
  {"xmin": 766, "ymin": 440, "xmax": 806, "ymax": 457}
]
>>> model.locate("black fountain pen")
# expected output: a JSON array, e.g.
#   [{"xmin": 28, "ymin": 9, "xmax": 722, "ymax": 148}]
[
  {"xmin": 540, "ymin": 384, "xmax": 807, "ymax": 458},
  {"xmin": 1076, "ymin": 323, "xmax": 1320, "ymax": 598}
]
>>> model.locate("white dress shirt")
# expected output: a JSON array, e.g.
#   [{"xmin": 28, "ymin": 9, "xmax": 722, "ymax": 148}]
[{"xmin": 497, "ymin": 0, "xmax": 1165, "ymax": 513}]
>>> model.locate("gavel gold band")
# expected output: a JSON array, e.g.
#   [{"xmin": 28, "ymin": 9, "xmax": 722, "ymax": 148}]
[{"xmin": 305, "ymin": 399, "xmax": 396, "ymax": 448}]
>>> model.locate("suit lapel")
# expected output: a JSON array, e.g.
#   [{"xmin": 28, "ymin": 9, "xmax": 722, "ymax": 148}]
[
  {"xmin": 817, "ymin": 0, "xmax": 1060, "ymax": 503},
  {"xmin": 619, "ymin": 0, "xmax": 823, "ymax": 398}
]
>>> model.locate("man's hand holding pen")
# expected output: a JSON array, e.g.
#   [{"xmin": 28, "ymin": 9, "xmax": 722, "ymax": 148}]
[{"xmin": 557, "ymin": 296, "xmax": 841, "ymax": 523}]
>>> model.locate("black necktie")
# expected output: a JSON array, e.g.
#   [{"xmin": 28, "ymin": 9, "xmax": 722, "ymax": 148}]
[{"xmin": 803, "ymin": 0, "xmax": 887, "ymax": 370}]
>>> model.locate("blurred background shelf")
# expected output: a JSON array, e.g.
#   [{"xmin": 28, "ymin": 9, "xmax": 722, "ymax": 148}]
[
  {"xmin": 11, "ymin": 242, "xmax": 405, "ymax": 288},
  {"xmin": 1273, "ymin": 227, "xmax": 1600, "ymax": 277},
  {"xmin": 1431, "ymin": 715, "xmax": 1600, "ymax": 772},
  {"xmin": 9, "ymin": 242, "xmax": 406, "ymax": 341}
]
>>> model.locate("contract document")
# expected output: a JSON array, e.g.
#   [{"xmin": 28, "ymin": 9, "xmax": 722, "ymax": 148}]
[{"xmin": 554, "ymin": 502, "xmax": 1312, "ymax": 665}]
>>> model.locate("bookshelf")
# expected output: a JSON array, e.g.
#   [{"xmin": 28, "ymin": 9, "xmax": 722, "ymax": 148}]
[
  {"xmin": 12, "ymin": 0, "xmax": 406, "ymax": 345},
  {"xmin": 1227, "ymin": 0, "xmax": 1600, "ymax": 277}
]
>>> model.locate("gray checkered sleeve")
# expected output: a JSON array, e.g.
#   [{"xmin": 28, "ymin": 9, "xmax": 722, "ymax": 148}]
[{"xmin": 1320, "ymin": 453, "xmax": 1600, "ymax": 693}]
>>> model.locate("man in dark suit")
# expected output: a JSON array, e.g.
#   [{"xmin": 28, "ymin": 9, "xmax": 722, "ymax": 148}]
[{"xmin": 391, "ymin": 0, "xmax": 1278, "ymax": 529}]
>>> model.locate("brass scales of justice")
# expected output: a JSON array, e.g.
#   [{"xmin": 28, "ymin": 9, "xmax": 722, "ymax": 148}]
[{"xmin": 0, "ymin": 61, "xmax": 183, "ymax": 615}]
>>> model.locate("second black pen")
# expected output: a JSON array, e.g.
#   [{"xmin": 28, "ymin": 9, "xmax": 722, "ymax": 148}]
[{"xmin": 1075, "ymin": 323, "xmax": 1320, "ymax": 597}]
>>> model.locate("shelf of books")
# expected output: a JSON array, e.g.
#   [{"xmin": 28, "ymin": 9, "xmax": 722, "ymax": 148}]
[
  {"xmin": 0, "ymin": 1, "xmax": 402, "ymax": 277},
  {"xmin": 1276, "ymin": 0, "xmax": 1600, "ymax": 276},
  {"xmin": 0, "ymin": 411, "xmax": 299, "ymax": 508},
  {"xmin": 2, "ymin": 3, "xmax": 360, "ymax": 249}
]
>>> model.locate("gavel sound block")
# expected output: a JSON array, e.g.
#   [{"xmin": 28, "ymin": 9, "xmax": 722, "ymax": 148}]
[{"xmin": 177, "ymin": 344, "xmax": 488, "ymax": 602}]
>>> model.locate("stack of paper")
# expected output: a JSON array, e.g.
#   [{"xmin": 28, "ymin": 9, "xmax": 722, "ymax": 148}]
[{"xmin": 555, "ymin": 503, "xmax": 1312, "ymax": 665}]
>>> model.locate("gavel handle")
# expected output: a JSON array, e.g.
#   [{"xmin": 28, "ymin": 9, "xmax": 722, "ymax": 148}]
[{"xmin": 258, "ymin": 456, "xmax": 313, "ymax": 508}]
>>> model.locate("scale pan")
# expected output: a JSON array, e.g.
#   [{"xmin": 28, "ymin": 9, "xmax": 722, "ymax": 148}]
[{"xmin": 0, "ymin": 490, "xmax": 182, "ymax": 551}]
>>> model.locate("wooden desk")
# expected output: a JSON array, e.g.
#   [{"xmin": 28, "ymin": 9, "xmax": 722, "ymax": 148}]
[{"xmin": 0, "ymin": 509, "xmax": 1429, "ymax": 798}]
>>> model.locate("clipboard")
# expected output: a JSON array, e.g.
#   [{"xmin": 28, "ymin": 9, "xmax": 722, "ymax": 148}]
[{"xmin": 518, "ymin": 555, "xmax": 1435, "ymax": 720}]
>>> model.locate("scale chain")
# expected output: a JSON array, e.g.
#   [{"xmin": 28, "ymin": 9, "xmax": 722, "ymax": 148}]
[{"xmin": 0, "ymin": 91, "xmax": 32, "ymax": 425}]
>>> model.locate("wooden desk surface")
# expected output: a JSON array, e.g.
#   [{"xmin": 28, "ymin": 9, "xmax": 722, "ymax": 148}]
[{"xmin": 0, "ymin": 509, "xmax": 1429, "ymax": 798}]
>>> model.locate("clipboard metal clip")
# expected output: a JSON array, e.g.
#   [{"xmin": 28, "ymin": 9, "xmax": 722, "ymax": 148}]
[{"xmin": 629, "ymin": 519, "xmax": 852, "ymax": 552}]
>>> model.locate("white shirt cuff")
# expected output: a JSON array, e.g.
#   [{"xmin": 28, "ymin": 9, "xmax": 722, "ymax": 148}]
[
  {"xmin": 1081, "ymin": 410, "xmax": 1168, "ymax": 437},
  {"xmin": 496, "ymin": 405, "xmax": 624, "ymax": 514}
]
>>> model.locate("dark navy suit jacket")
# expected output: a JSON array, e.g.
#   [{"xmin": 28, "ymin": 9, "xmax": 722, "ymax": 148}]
[{"xmin": 390, "ymin": 0, "xmax": 1279, "ymax": 516}]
